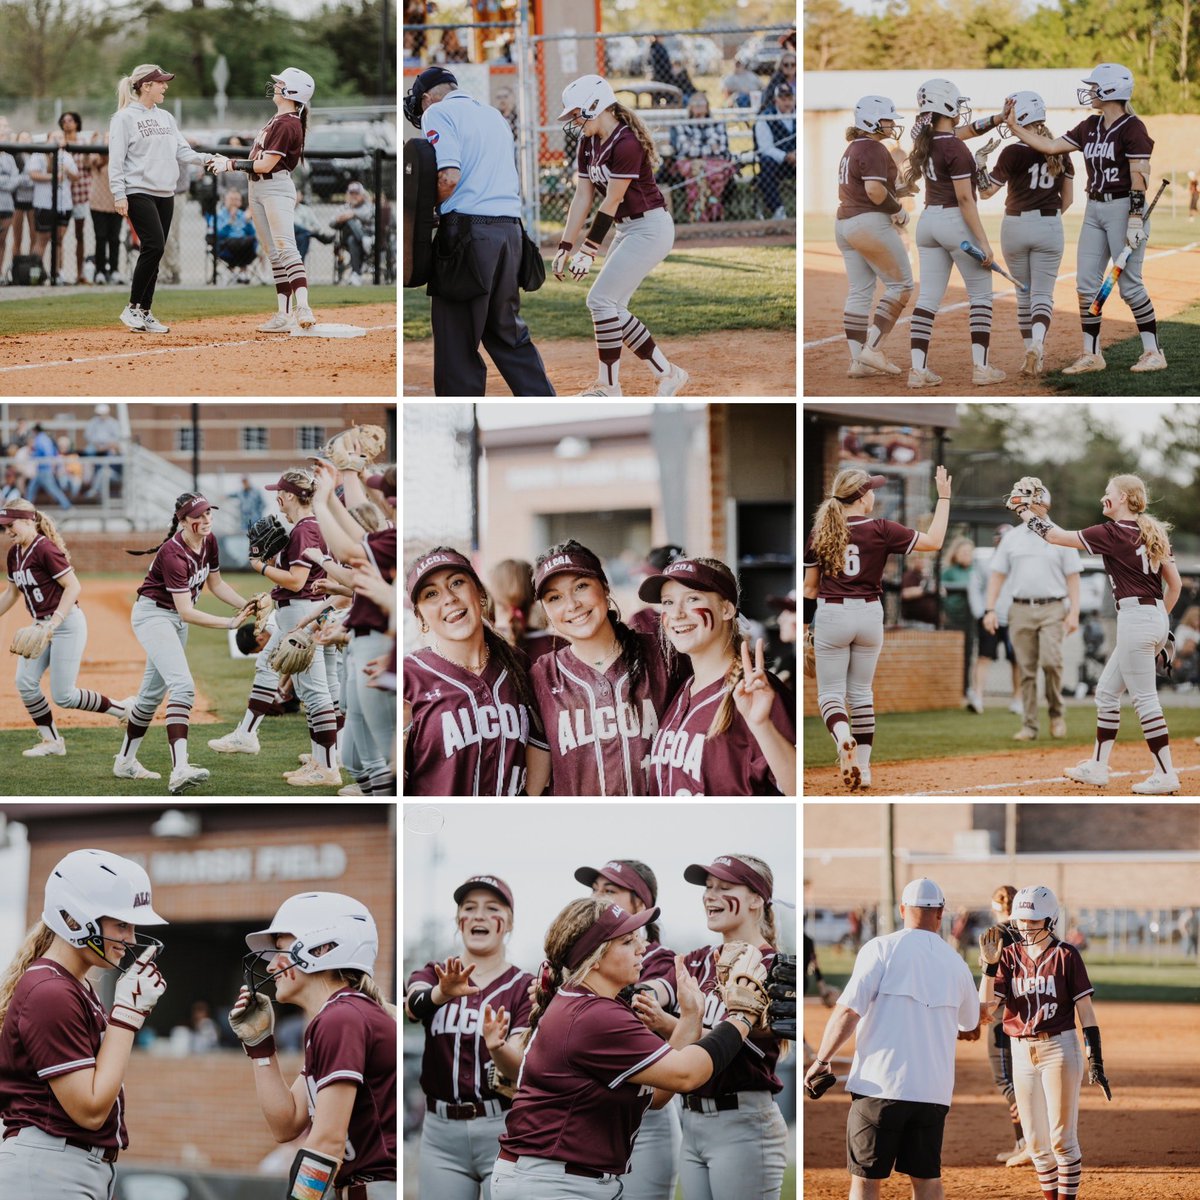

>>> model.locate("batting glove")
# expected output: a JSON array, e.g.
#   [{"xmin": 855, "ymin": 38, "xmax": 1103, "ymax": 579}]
[
  {"xmin": 568, "ymin": 242, "xmax": 599, "ymax": 281},
  {"xmin": 110, "ymin": 946, "xmax": 166, "ymax": 1032},
  {"xmin": 1126, "ymin": 215, "xmax": 1146, "ymax": 251},
  {"xmin": 552, "ymin": 240, "xmax": 572, "ymax": 281},
  {"xmin": 229, "ymin": 985, "xmax": 277, "ymax": 1058},
  {"xmin": 207, "ymin": 154, "xmax": 231, "ymax": 175}
]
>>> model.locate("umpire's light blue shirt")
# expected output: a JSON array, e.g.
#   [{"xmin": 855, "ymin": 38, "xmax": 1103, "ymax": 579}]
[{"xmin": 421, "ymin": 90, "xmax": 521, "ymax": 217}]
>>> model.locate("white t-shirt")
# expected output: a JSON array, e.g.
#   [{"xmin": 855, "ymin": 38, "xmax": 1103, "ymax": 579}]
[{"xmin": 840, "ymin": 928, "xmax": 979, "ymax": 1105}]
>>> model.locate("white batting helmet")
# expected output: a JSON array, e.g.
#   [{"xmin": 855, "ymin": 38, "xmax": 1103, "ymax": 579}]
[
  {"xmin": 269, "ymin": 68, "xmax": 315, "ymax": 110},
  {"xmin": 916, "ymin": 78, "xmax": 971, "ymax": 124},
  {"xmin": 1012, "ymin": 885, "xmax": 1059, "ymax": 945},
  {"xmin": 1007, "ymin": 90, "xmax": 1046, "ymax": 128},
  {"xmin": 1078, "ymin": 63, "xmax": 1133, "ymax": 106},
  {"xmin": 557, "ymin": 74, "xmax": 617, "ymax": 132},
  {"xmin": 854, "ymin": 95, "xmax": 904, "ymax": 140}
]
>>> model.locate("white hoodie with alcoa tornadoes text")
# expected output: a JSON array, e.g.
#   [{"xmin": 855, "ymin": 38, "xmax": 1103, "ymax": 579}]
[{"xmin": 108, "ymin": 101, "xmax": 203, "ymax": 202}]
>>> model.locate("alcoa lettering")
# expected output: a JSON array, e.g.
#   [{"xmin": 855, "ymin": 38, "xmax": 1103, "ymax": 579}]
[
  {"xmin": 440, "ymin": 703, "xmax": 529, "ymax": 755},
  {"xmin": 543, "ymin": 554, "xmax": 574, "ymax": 571},
  {"xmin": 556, "ymin": 698, "xmax": 659, "ymax": 752},
  {"xmin": 648, "ymin": 729, "xmax": 704, "ymax": 779},
  {"xmin": 1013, "ymin": 974, "xmax": 1058, "ymax": 997},
  {"xmin": 431, "ymin": 998, "xmax": 483, "ymax": 1036}
]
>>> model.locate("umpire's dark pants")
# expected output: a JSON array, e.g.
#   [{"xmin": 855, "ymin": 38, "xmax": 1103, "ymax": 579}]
[{"xmin": 431, "ymin": 216, "xmax": 555, "ymax": 397}]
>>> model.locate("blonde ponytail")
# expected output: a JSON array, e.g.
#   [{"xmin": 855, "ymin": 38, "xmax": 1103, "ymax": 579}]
[
  {"xmin": 1110, "ymin": 474, "xmax": 1172, "ymax": 571},
  {"xmin": 0, "ymin": 921, "xmax": 56, "ymax": 1028},
  {"xmin": 611, "ymin": 103, "xmax": 660, "ymax": 169},
  {"xmin": 117, "ymin": 64, "xmax": 165, "ymax": 112},
  {"xmin": 4, "ymin": 498, "xmax": 70, "ymax": 560},
  {"xmin": 810, "ymin": 468, "xmax": 876, "ymax": 577},
  {"xmin": 339, "ymin": 969, "xmax": 397, "ymax": 1020}
]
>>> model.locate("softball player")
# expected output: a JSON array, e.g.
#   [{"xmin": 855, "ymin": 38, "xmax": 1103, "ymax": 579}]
[
  {"xmin": 492, "ymin": 897, "xmax": 752, "ymax": 1200},
  {"xmin": 554, "ymin": 74, "xmax": 688, "ymax": 397},
  {"xmin": 120, "ymin": 492, "xmax": 254, "ymax": 791},
  {"xmin": 405, "ymin": 875, "xmax": 533, "ymax": 1200},
  {"xmin": 488, "ymin": 558, "xmax": 562, "ymax": 664},
  {"xmin": 209, "ymin": 69, "xmax": 317, "ymax": 330},
  {"xmin": 232, "ymin": 892, "xmax": 396, "ymax": 1200},
  {"xmin": 526, "ymin": 540, "xmax": 679, "ymax": 797},
  {"xmin": 0, "ymin": 849, "xmax": 167, "ymax": 1200},
  {"xmin": 1005, "ymin": 63, "xmax": 1164, "ymax": 374},
  {"xmin": 803, "ymin": 466, "xmax": 952, "ymax": 791},
  {"xmin": 979, "ymin": 886, "xmax": 1108, "ymax": 1200},
  {"xmin": 640, "ymin": 556, "xmax": 796, "ymax": 796},
  {"xmin": 0, "ymin": 501, "xmax": 130, "ymax": 756},
  {"xmin": 835, "ymin": 95, "xmax": 913, "ymax": 378},
  {"xmin": 977, "ymin": 91, "xmax": 1074, "ymax": 378},
  {"xmin": 678, "ymin": 854, "xmax": 788, "ymax": 1200},
  {"xmin": 1012, "ymin": 473, "xmax": 1181, "ymax": 794}
]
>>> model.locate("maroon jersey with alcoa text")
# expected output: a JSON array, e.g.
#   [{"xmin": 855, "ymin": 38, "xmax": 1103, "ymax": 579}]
[
  {"xmin": 922, "ymin": 132, "xmax": 975, "ymax": 208},
  {"xmin": 1062, "ymin": 113, "xmax": 1153, "ymax": 196},
  {"xmin": 837, "ymin": 138, "xmax": 899, "ymax": 220},
  {"xmin": 993, "ymin": 938, "xmax": 1094, "ymax": 1039},
  {"xmin": 1078, "ymin": 520, "xmax": 1169, "ymax": 603},
  {"xmin": 499, "ymin": 986, "xmax": 672, "ymax": 1174},
  {"xmin": 403, "ymin": 647, "xmax": 534, "ymax": 796},
  {"xmin": 272, "ymin": 514, "xmax": 326, "ymax": 604},
  {"xmin": 991, "ymin": 142, "xmax": 1074, "ymax": 216},
  {"xmin": 406, "ymin": 962, "xmax": 533, "ymax": 1104},
  {"xmin": 0, "ymin": 959, "xmax": 128, "ymax": 1149},
  {"xmin": 136, "ymin": 531, "xmax": 220, "ymax": 607},
  {"xmin": 251, "ymin": 111, "xmax": 304, "ymax": 174},
  {"xmin": 6, "ymin": 537, "xmax": 74, "ymax": 620},
  {"xmin": 648, "ymin": 672, "xmax": 795, "ymax": 796},
  {"xmin": 300, "ymin": 988, "xmax": 397, "ymax": 1185},
  {"xmin": 682, "ymin": 944, "xmax": 783, "ymax": 1097},
  {"xmin": 346, "ymin": 527, "xmax": 396, "ymax": 635},
  {"xmin": 804, "ymin": 517, "xmax": 918, "ymax": 598},
  {"xmin": 576, "ymin": 124, "xmax": 665, "ymax": 220},
  {"xmin": 530, "ymin": 631, "xmax": 675, "ymax": 796}
]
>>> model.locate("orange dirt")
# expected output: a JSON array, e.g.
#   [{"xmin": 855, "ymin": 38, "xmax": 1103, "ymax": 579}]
[
  {"xmin": 0, "ymin": 579, "xmax": 217, "ymax": 729},
  {"xmin": 803, "ymin": 240, "xmax": 1200, "ymax": 396},
  {"xmin": 0, "ymin": 304, "xmax": 397, "ymax": 396},
  {"xmin": 803, "ymin": 999, "xmax": 1200, "ymax": 1199},
  {"xmin": 402, "ymin": 329, "xmax": 797, "ymax": 396}
]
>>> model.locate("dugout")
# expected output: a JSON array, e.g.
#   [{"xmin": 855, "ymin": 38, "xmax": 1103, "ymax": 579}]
[{"xmin": 2, "ymin": 802, "xmax": 395, "ymax": 1179}]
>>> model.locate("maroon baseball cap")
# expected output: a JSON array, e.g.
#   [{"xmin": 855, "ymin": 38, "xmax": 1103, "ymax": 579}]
[
  {"xmin": 564, "ymin": 902, "xmax": 660, "ymax": 970},
  {"xmin": 176, "ymin": 496, "xmax": 218, "ymax": 519},
  {"xmin": 574, "ymin": 861, "xmax": 655, "ymax": 910},
  {"xmin": 839, "ymin": 474, "xmax": 887, "ymax": 504},
  {"xmin": 365, "ymin": 471, "xmax": 396, "ymax": 502},
  {"xmin": 265, "ymin": 475, "xmax": 310, "ymax": 498},
  {"xmin": 533, "ymin": 545, "xmax": 607, "ymax": 599},
  {"xmin": 406, "ymin": 547, "xmax": 483, "ymax": 605},
  {"xmin": 638, "ymin": 557, "xmax": 738, "ymax": 605},
  {"xmin": 0, "ymin": 507, "xmax": 35, "ymax": 525},
  {"xmin": 684, "ymin": 856, "xmax": 772, "ymax": 902},
  {"xmin": 453, "ymin": 874, "xmax": 514, "ymax": 909},
  {"xmin": 135, "ymin": 68, "xmax": 176, "ymax": 85}
]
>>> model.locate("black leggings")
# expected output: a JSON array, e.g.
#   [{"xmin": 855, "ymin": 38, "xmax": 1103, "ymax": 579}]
[
  {"xmin": 126, "ymin": 193, "xmax": 173, "ymax": 309},
  {"xmin": 91, "ymin": 209, "xmax": 122, "ymax": 276}
]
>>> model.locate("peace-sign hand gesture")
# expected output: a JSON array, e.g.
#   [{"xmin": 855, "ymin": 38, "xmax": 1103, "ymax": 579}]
[
  {"xmin": 433, "ymin": 956, "xmax": 480, "ymax": 1000},
  {"xmin": 732, "ymin": 637, "xmax": 773, "ymax": 728}
]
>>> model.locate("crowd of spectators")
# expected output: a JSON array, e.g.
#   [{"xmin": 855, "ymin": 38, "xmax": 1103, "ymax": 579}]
[{"xmin": 0, "ymin": 406, "xmax": 126, "ymax": 511}]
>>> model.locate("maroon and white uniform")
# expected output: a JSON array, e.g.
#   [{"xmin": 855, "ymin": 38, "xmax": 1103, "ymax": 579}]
[
  {"xmin": 637, "ymin": 941, "xmax": 679, "ymax": 1009},
  {"xmin": 519, "ymin": 628, "xmax": 566, "ymax": 664},
  {"xmin": 300, "ymin": 987, "xmax": 397, "ymax": 1186},
  {"xmin": 498, "ymin": 986, "xmax": 672, "ymax": 1174},
  {"xmin": 923, "ymin": 132, "xmax": 975, "ymax": 208},
  {"xmin": 803, "ymin": 517, "xmax": 918, "ymax": 599},
  {"xmin": 993, "ymin": 939, "xmax": 1094, "ymax": 1038},
  {"xmin": 577, "ymin": 125, "xmax": 666, "ymax": 220},
  {"xmin": 991, "ymin": 143, "xmax": 1075, "ymax": 215},
  {"xmin": 271, "ymin": 514, "xmax": 326, "ymax": 604},
  {"xmin": 1062, "ymin": 114, "xmax": 1153, "ymax": 196},
  {"xmin": 837, "ymin": 138, "xmax": 900, "ymax": 219},
  {"xmin": 136, "ymin": 531, "xmax": 220, "ymax": 605},
  {"xmin": 628, "ymin": 608, "xmax": 661, "ymax": 637},
  {"xmin": 345, "ymin": 527, "xmax": 396, "ymax": 636},
  {"xmin": 250, "ymin": 111, "xmax": 304, "ymax": 174},
  {"xmin": 0, "ymin": 959, "xmax": 127, "ymax": 1149},
  {"xmin": 6, "ymin": 537, "xmax": 73, "ymax": 620},
  {"xmin": 403, "ymin": 647, "xmax": 535, "ymax": 796},
  {"xmin": 1078, "ymin": 520, "xmax": 1168, "ymax": 602},
  {"xmin": 648, "ymin": 672, "xmax": 795, "ymax": 796}
]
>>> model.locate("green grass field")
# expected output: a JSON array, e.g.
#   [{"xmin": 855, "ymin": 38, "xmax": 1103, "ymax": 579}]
[
  {"xmin": 402, "ymin": 245, "xmax": 796, "ymax": 342},
  {"xmin": 0, "ymin": 285, "xmax": 394, "ymax": 335},
  {"xmin": 4, "ymin": 574, "xmax": 356, "ymax": 796}
]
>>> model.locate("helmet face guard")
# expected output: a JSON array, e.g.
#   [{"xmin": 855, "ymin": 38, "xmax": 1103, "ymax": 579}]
[
  {"xmin": 242, "ymin": 945, "xmax": 294, "ymax": 998},
  {"xmin": 89, "ymin": 928, "xmax": 165, "ymax": 972}
]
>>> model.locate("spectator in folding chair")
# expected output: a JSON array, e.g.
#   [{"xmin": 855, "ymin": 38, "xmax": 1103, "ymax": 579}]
[
  {"xmin": 293, "ymin": 189, "xmax": 334, "ymax": 263},
  {"xmin": 330, "ymin": 180, "xmax": 374, "ymax": 285},
  {"xmin": 754, "ymin": 83, "xmax": 796, "ymax": 220},
  {"xmin": 670, "ymin": 93, "xmax": 736, "ymax": 223},
  {"xmin": 211, "ymin": 187, "xmax": 258, "ymax": 283}
]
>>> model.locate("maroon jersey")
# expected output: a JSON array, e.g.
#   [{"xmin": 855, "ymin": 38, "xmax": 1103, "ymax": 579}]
[
  {"xmin": 804, "ymin": 517, "xmax": 918, "ymax": 598},
  {"xmin": 837, "ymin": 138, "xmax": 899, "ymax": 219},
  {"xmin": 272, "ymin": 514, "xmax": 326, "ymax": 603},
  {"xmin": 406, "ymin": 962, "xmax": 534, "ymax": 1104},
  {"xmin": 136, "ymin": 531, "xmax": 220, "ymax": 606},
  {"xmin": 0, "ymin": 959, "xmax": 127, "ymax": 1149},
  {"xmin": 300, "ymin": 988, "xmax": 397, "ymax": 1185},
  {"xmin": 648, "ymin": 672, "xmax": 795, "ymax": 796},
  {"xmin": 346, "ymin": 527, "xmax": 396, "ymax": 635},
  {"xmin": 628, "ymin": 608, "xmax": 661, "ymax": 637},
  {"xmin": 638, "ymin": 941, "xmax": 679, "ymax": 1010},
  {"xmin": 1062, "ymin": 113, "xmax": 1153, "ymax": 196},
  {"xmin": 991, "ymin": 142, "xmax": 1074, "ymax": 215},
  {"xmin": 498, "ymin": 986, "xmax": 672, "ymax": 1174},
  {"xmin": 993, "ymin": 938, "xmax": 1094, "ymax": 1039},
  {"xmin": 681, "ymin": 944, "xmax": 783, "ymax": 1097},
  {"xmin": 403, "ymin": 647, "xmax": 535, "ymax": 796},
  {"xmin": 519, "ymin": 628, "xmax": 566, "ymax": 664},
  {"xmin": 576, "ymin": 124, "xmax": 666, "ymax": 220},
  {"xmin": 1078, "ymin": 520, "xmax": 1168, "ymax": 602},
  {"xmin": 922, "ymin": 132, "xmax": 975, "ymax": 208},
  {"xmin": 6, "ymin": 536, "xmax": 73, "ymax": 620},
  {"xmin": 251, "ymin": 111, "xmax": 304, "ymax": 174},
  {"xmin": 530, "ymin": 631, "xmax": 676, "ymax": 796}
]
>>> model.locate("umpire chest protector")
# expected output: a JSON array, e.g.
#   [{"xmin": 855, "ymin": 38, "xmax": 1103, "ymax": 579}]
[{"xmin": 404, "ymin": 137, "xmax": 439, "ymax": 288}]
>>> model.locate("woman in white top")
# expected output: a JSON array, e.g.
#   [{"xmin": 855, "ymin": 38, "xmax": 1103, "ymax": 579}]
[{"xmin": 26, "ymin": 130, "xmax": 77, "ymax": 282}]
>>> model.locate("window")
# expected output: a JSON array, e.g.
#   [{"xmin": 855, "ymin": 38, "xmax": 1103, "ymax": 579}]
[
  {"xmin": 298, "ymin": 426, "xmax": 327, "ymax": 452},
  {"xmin": 241, "ymin": 427, "xmax": 269, "ymax": 453},
  {"xmin": 177, "ymin": 427, "xmax": 204, "ymax": 452}
]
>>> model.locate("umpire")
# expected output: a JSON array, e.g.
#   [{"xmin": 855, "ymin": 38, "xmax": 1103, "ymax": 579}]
[
  {"xmin": 803, "ymin": 878, "xmax": 981, "ymax": 1200},
  {"xmin": 405, "ymin": 67, "xmax": 555, "ymax": 396}
]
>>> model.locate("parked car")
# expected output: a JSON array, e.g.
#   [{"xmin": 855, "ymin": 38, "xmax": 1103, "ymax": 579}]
[
  {"xmin": 305, "ymin": 122, "xmax": 396, "ymax": 199},
  {"xmin": 735, "ymin": 34, "xmax": 784, "ymax": 75}
]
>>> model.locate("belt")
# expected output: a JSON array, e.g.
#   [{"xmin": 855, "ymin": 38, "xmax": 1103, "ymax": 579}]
[
  {"xmin": 426, "ymin": 1096, "xmax": 505, "ymax": 1120},
  {"xmin": 1117, "ymin": 595, "xmax": 1160, "ymax": 609},
  {"xmin": 340, "ymin": 1184, "xmax": 371, "ymax": 1200},
  {"xmin": 2, "ymin": 1130, "xmax": 119, "ymax": 1164},
  {"xmin": 1087, "ymin": 191, "xmax": 1128, "ymax": 202},
  {"xmin": 1011, "ymin": 596, "xmax": 1065, "ymax": 606},
  {"xmin": 445, "ymin": 213, "xmax": 520, "ymax": 224},
  {"xmin": 684, "ymin": 1093, "xmax": 740, "ymax": 1113},
  {"xmin": 498, "ymin": 1148, "xmax": 606, "ymax": 1179},
  {"xmin": 251, "ymin": 168, "xmax": 290, "ymax": 181},
  {"xmin": 1019, "ymin": 1030, "xmax": 1059, "ymax": 1041},
  {"xmin": 819, "ymin": 596, "xmax": 881, "ymax": 605},
  {"xmin": 1009, "ymin": 208, "xmax": 1060, "ymax": 218}
]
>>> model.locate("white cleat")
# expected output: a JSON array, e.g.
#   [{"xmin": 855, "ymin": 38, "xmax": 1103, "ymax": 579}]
[
  {"xmin": 1061, "ymin": 352, "xmax": 1106, "ymax": 375},
  {"xmin": 286, "ymin": 764, "xmax": 342, "ymax": 787},
  {"xmin": 907, "ymin": 367, "xmax": 942, "ymax": 389},
  {"xmin": 973, "ymin": 363, "xmax": 1007, "ymax": 386},
  {"xmin": 848, "ymin": 361, "xmax": 881, "ymax": 378},
  {"xmin": 1064, "ymin": 759, "xmax": 1110, "ymax": 787},
  {"xmin": 141, "ymin": 310, "xmax": 170, "ymax": 333},
  {"xmin": 1020, "ymin": 346, "xmax": 1044, "ymax": 377},
  {"xmin": 23, "ymin": 737, "xmax": 66, "ymax": 757},
  {"xmin": 576, "ymin": 381, "xmax": 622, "ymax": 396},
  {"xmin": 113, "ymin": 757, "xmax": 161, "ymax": 781},
  {"xmin": 1130, "ymin": 348, "xmax": 1167, "ymax": 373},
  {"xmin": 258, "ymin": 312, "xmax": 298, "ymax": 333},
  {"xmin": 207, "ymin": 729, "xmax": 261, "ymax": 754},
  {"xmin": 838, "ymin": 737, "xmax": 861, "ymax": 792},
  {"xmin": 858, "ymin": 345, "xmax": 902, "ymax": 375},
  {"xmin": 169, "ymin": 763, "xmax": 210, "ymax": 794},
  {"xmin": 338, "ymin": 783, "xmax": 365, "ymax": 796},
  {"xmin": 1131, "ymin": 771, "xmax": 1180, "ymax": 795},
  {"xmin": 858, "ymin": 764, "xmax": 872, "ymax": 790},
  {"xmin": 1005, "ymin": 1140, "xmax": 1032, "ymax": 1167},
  {"xmin": 295, "ymin": 305, "xmax": 316, "ymax": 329},
  {"xmin": 656, "ymin": 363, "xmax": 689, "ymax": 396},
  {"xmin": 119, "ymin": 304, "xmax": 146, "ymax": 331}
]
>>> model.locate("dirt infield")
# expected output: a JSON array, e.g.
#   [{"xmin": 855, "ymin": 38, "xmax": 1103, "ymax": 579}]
[
  {"xmin": 0, "ymin": 303, "xmax": 397, "ymax": 396},
  {"xmin": 403, "ymin": 329, "xmax": 797, "ymax": 396},
  {"xmin": 804, "ymin": 741, "xmax": 1200, "ymax": 796},
  {"xmin": 802, "ymin": 240, "xmax": 1200, "ymax": 395},
  {"xmin": 803, "ymin": 999, "xmax": 1200, "ymax": 1199}
]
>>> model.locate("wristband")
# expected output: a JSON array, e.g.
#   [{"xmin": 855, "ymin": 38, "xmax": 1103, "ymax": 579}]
[
  {"xmin": 287, "ymin": 1146, "xmax": 339, "ymax": 1200},
  {"xmin": 557, "ymin": 239, "xmax": 573, "ymax": 252},
  {"xmin": 1129, "ymin": 190, "xmax": 1145, "ymax": 217},
  {"xmin": 584, "ymin": 210, "xmax": 614, "ymax": 247},
  {"xmin": 1083, "ymin": 1024, "xmax": 1102, "ymax": 1062},
  {"xmin": 407, "ymin": 986, "xmax": 439, "ymax": 1021},
  {"xmin": 803, "ymin": 596, "xmax": 817, "ymax": 625},
  {"xmin": 696, "ymin": 1019, "xmax": 745, "ymax": 1078},
  {"xmin": 984, "ymin": 961, "xmax": 999, "ymax": 977},
  {"xmin": 243, "ymin": 1034, "xmax": 277, "ymax": 1059},
  {"xmin": 984, "ymin": 609, "xmax": 995, "ymax": 615},
  {"xmin": 879, "ymin": 192, "xmax": 901, "ymax": 215},
  {"xmin": 233, "ymin": 158, "xmax": 256, "ymax": 172}
]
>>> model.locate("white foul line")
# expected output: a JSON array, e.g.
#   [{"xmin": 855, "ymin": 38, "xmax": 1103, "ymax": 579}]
[
  {"xmin": 0, "ymin": 324, "xmax": 398, "ymax": 374},
  {"xmin": 803, "ymin": 241, "xmax": 1200, "ymax": 350},
  {"xmin": 919, "ymin": 763, "xmax": 1200, "ymax": 797}
]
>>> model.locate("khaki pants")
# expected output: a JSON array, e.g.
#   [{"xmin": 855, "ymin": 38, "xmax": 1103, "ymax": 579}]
[{"xmin": 1007, "ymin": 599, "xmax": 1066, "ymax": 731}]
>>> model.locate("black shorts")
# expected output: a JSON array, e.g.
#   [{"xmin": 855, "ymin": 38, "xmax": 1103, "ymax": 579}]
[
  {"xmin": 34, "ymin": 207, "xmax": 70, "ymax": 232},
  {"xmin": 976, "ymin": 617, "xmax": 1013, "ymax": 662},
  {"xmin": 847, "ymin": 1094, "xmax": 949, "ymax": 1180}
]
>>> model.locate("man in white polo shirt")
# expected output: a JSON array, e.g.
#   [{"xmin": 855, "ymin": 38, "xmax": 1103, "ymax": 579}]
[{"xmin": 804, "ymin": 877, "xmax": 982, "ymax": 1200}]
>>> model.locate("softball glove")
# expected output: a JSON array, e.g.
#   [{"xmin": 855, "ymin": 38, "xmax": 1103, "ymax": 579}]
[
  {"xmin": 714, "ymin": 941, "xmax": 769, "ymax": 1028},
  {"xmin": 765, "ymin": 952, "xmax": 796, "ymax": 1038},
  {"xmin": 269, "ymin": 629, "xmax": 316, "ymax": 676},
  {"xmin": 247, "ymin": 514, "xmax": 289, "ymax": 561},
  {"xmin": 1005, "ymin": 475, "xmax": 1049, "ymax": 513},
  {"xmin": 237, "ymin": 592, "xmax": 274, "ymax": 639},
  {"xmin": 323, "ymin": 424, "xmax": 387, "ymax": 472},
  {"xmin": 9, "ymin": 623, "xmax": 51, "ymax": 658},
  {"xmin": 349, "ymin": 502, "xmax": 386, "ymax": 532}
]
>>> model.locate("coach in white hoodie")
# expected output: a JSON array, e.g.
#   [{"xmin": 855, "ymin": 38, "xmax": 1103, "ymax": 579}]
[{"xmin": 108, "ymin": 63, "xmax": 209, "ymax": 334}]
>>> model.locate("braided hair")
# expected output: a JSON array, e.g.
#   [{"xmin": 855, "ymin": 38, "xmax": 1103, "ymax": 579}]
[
  {"xmin": 524, "ymin": 898, "xmax": 614, "ymax": 1043},
  {"xmin": 127, "ymin": 491, "xmax": 204, "ymax": 556},
  {"xmin": 683, "ymin": 556, "xmax": 747, "ymax": 739}
]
